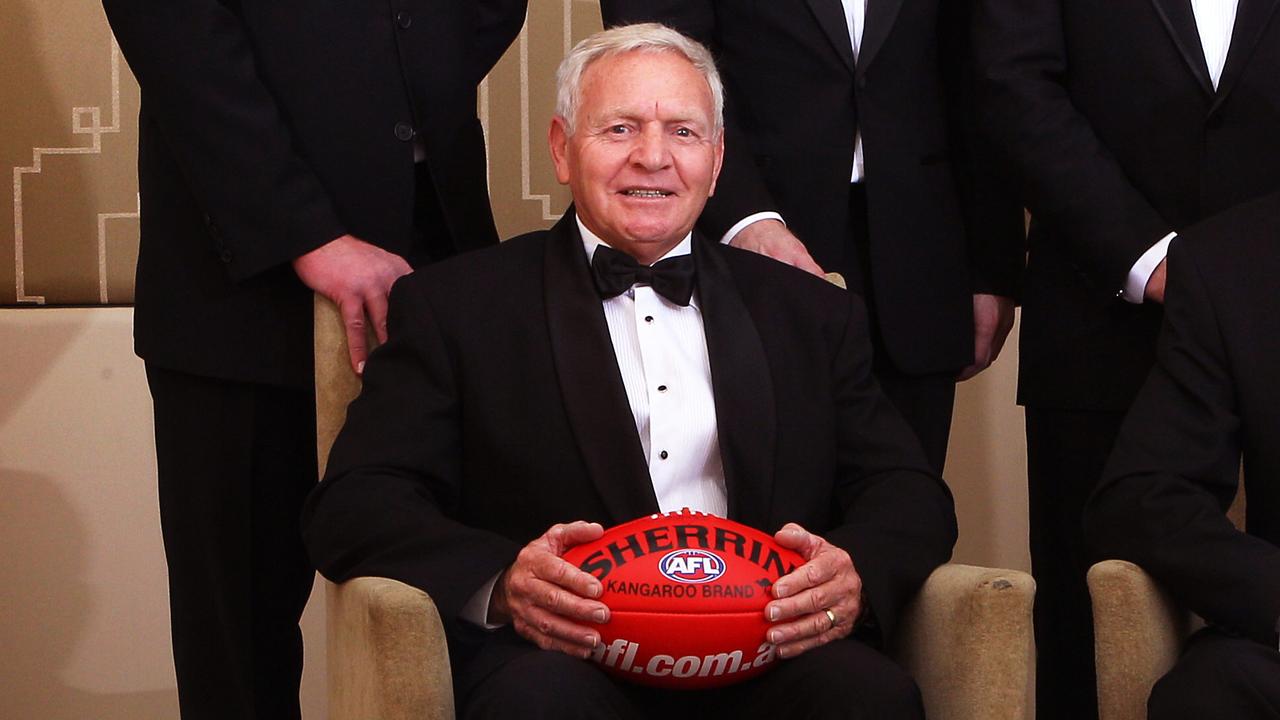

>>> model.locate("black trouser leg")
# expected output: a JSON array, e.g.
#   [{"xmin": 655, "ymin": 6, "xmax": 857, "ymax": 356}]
[
  {"xmin": 147, "ymin": 365, "xmax": 316, "ymax": 720},
  {"xmin": 1026, "ymin": 407, "xmax": 1126, "ymax": 720},
  {"xmin": 845, "ymin": 182, "xmax": 957, "ymax": 474},
  {"xmin": 873, "ymin": 367, "xmax": 956, "ymax": 475},
  {"xmin": 460, "ymin": 633, "xmax": 922, "ymax": 720},
  {"xmin": 1149, "ymin": 628, "xmax": 1280, "ymax": 720},
  {"xmin": 713, "ymin": 637, "xmax": 925, "ymax": 719}
]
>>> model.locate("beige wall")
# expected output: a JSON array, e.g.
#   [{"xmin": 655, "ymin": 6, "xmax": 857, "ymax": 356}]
[
  {"xmin": 1, "ymin": 1, "xmax": 1028, "ymax": 717},
  {"xmin": 0, "ymin": 308, "xmax": 332, "ymax": 719}
]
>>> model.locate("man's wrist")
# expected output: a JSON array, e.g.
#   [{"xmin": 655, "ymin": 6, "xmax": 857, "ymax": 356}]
[
  {"xmin": 720, "ymin": 212, "xmax": 785, "ymax": 245},
  {"xmin": 1119, "ymin": 232, "xmax": 1175, "ymax": 303},
  {"xmin": 459, "ymin": 569, "xmax": 508, "ymax": 630},
  {"xmin": 487, "ymin": 569, "xmax": 512, "ymax": 626}
]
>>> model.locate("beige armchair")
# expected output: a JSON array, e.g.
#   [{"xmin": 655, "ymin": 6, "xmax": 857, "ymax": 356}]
[
  {"xmin": 1087, "ymin": 560, "xmax": 1191, "ymax": 720},
  {"xmin": 1087, "ymin": 481, "xmax": 1245, "ymax": 720},
  {"xmin": 314, "ymin": 295, "xmax": 1037, "ymax": 720}
]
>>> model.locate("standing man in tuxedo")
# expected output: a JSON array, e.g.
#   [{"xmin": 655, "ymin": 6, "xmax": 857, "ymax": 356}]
[
  {"xmin": 303, "ymin": 24, "xmax": 956, "ymax": 718},
  {"xmin": 975, "ymin": 1, "xmax": 1280, "ymax": 717},
  {"xmin": 1086, "ymin": 192, "xmax": 1280, "ymax": 720},
  {"xmin": 597, "ymin": 1, "xmax": 1026, "ymax": 473},
  {"xmin": 101, "ymin": 0, "xmax": 527, "ymax": 716}
]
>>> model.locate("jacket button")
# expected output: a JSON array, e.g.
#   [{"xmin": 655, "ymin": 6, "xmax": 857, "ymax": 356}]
[
  {"xmin": 394, "ymin": 122, "xmax": 415, "ymax": 141},
  {"xmin": 395, "ymin": 11, "xmax": 412, "ymax": 28},
  {"xmin": 219, "ymin": 249, "xmax": 233, "ymax": 263}
]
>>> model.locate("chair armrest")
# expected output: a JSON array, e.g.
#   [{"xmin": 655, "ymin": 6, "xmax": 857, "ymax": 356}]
[
  {"xmin": 327, "ymin": 577, "xmax": 454, "ymax": 720},
  {"xmin": 1088, "ymin": 559, "xmax": 1190, "ymax": 720},
  {"xmin": 890, "ymin": 563, "xmax": 1036, "ymax": 720}
]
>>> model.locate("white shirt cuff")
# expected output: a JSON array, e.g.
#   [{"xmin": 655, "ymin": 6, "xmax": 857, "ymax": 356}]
[
  {"xmin": 720, "ymin": 212, "xmax": 785, "ymax": 245},
  {"xmin": 459, "ymin": 570, "xmax": 507, "ymax": 630},
  {"xmin": 1120, "ymin": 232, "xmax": 1176, "ymax": 304}
]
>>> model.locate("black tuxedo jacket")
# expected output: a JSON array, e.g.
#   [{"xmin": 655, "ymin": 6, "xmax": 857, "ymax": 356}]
[
  {"xmin": 303, "ymin": 212, "xmax": 956, "ymax": 651},
  {"xmin": 1086, "ymin": 192, "xmax": 1280, "ymax": 645},
  {"xmin": 104, "ymin": 0, "xmax": 526, "ymax": 387},
  {"xmin": 600, "ymin": 0, "xmax": 1025, "ymax": 376},
  {"xmin": 976, "ymin": 0, "xmax": 1280, "ymax": 410}
]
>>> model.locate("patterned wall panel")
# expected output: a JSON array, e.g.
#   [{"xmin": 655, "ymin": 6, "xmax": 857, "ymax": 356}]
[
  {"xmin": 488, "ymin": 0, "xmax": 605, "ymax": 240},
  {"xmin": 3, "ymin": 0, "xmax": 141, "ymax": 306},
  {"xmin": 1, "ymin": 0, "xmax": 602, "ymax": 307}
]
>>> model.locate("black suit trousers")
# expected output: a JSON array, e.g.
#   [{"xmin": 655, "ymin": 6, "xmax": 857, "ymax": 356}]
[
  {"xmin": 146, "ymin": 365, "xmax": 318, "ymax": 720},
  {"xmin": 1148, "ymin": 628, "xmax": 1280, "ymax": 720},
  {"xmin": 1025, "ymin": 407, "xmax": 1127, "ymax": 720},
  {"xmin": 459, "ymin": 630, "xmax": 924, "ymax": 720},
  {"xmin": 849, "ymin": 185, "xmax": 957, "ymax": 473}
]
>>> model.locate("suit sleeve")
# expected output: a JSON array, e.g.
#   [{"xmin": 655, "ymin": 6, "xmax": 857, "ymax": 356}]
[
  {"xmin": 1085, "ymin": 232, "xmax": 1280, "ymax": 644},
  {"xmin": 103, "ymin": 0, "xmax": 349, "ymax": 282},
  {"xmin": 600, "ymin": 0, "xmax": 781, "ymax": 240},
  {"xmin": 943, "ymin": 0, "xmax": 1025, "ymax": 299},
  {"xmin": 822, "ymin": 291, "xmax": 959, "ymax": 640},
  {"xmin": 973, "ymin": 0, "xmax": 1169, "ymax": 292},
  {"xmin": 302, "ymin": 278, "xmax": 521, "ymax": 620},
  {"xmin": 472, "ymin": 0, "xmax": 530, "ymax": 87}
]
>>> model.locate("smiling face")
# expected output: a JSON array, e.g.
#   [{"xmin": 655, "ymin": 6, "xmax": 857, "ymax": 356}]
[{"xmin": 549, "ymin": 50, "xmax": 724, "ymax": 265}]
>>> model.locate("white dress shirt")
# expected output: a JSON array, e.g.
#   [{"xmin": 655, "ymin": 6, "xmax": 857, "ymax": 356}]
[
  {"xmin": 580, "ymin": 220, "xmax": 729, "ymax": 517},
  {"xmin": 1192, "ymin": 0, "xmax": 1239, "ymax": 89},
  {"xmin": 1122, "ymin": 0, "xmax": 1239, "ymax": 303},
  {"xmin": 461, "ymin": 222, "xmax": 729, "ymax": 627},
  {"xmin": 843, "ymin": 0, "xmax": 867, "ymax": 183}
]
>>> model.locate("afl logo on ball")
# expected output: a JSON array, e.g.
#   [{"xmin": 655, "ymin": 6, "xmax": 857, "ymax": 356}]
[{"xmin": 658, "ymin": 549, "xmax": 725, "ymax": 583}]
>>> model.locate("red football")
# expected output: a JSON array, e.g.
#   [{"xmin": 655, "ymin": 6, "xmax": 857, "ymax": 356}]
[{"xmin": 561, "ymin": 509, "xmax": 805, "ymax": 689}]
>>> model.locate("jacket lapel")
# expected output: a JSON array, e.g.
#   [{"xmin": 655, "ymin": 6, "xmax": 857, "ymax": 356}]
[
  {"xmin": 543, "ymin": 211, "xmax": 660, "ymax": 523},
  {"xmin": 857, "ymin": 0, "xmax": 905, "ymax": 76},
  {"xmin": 1210, "ymin": 0, "xmax": 1280, "ymax": 113},
  {"xmin": 806, "ymin": 0, "xmax": 857, "ymax": 74},
  {"xmin": 692, "ymin": 237, "xmax": 777, "ymax": 528},
  {"xmin": 1150, "ymin": 0, "xmax": 1216, "ymax": 96}
]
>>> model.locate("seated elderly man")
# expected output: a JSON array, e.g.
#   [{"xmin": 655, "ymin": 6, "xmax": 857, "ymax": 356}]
[
  {"xmin": 303, "ymin": 24, "xmax": 954, "ymax": 719},
  {"xmin": 1085, "ymin": 192, "xmax": 1280, "ymax": 720}
]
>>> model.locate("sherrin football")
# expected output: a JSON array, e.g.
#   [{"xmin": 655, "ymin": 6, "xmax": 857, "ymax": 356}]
[{"xmin": 561, "ymin": 509, "xmax": 805, "ymax": 689}]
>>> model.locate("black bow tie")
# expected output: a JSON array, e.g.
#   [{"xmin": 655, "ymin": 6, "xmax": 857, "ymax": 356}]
[{"xmin": 590, "ymin": 244, "xmax": 697, "ymax": 307}]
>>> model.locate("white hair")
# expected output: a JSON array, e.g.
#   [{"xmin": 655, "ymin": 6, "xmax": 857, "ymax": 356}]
[{"xmin": 554, "ymin": 23, "xmax": 724, "ymax": 136}]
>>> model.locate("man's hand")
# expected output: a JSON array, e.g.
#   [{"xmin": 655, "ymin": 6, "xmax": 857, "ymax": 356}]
[
  {"xmin": 958, "ymin": 293, "xmax": 1016, "ymax": 381},
  {"xmin": 728, "ymin": 220, "xmax": 825, "ymax": 276},
  {"xmin": 490, "ymin": 521, "xmax": 610, "ymax": 659},
  {"xmin": 1144, "ymin": 258, "xmax": 1167, "ymax": 304},
  {"xmin": 292, "ymin": 234, "xmax": 413, "ymax": 374},
  {"xmin": 764, "ymin": 523, "xmax": 861, "ymax": 658}
]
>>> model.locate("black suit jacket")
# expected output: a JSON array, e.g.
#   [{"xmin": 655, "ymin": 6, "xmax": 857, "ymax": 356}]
[
  {"xmin": 1085, "ymin": 192, "xmax": 1280, "ymax": 645},
  {"xmin": 976, "ymin": 0, "xmax": 1280, "ymax": 410},
  {"xmin": 104, "ymin": 0, "xmax": 526, "ymax": 387},
  {"xmin": 600, "ymin": 0, "xmax": 1025, "ymax": 375},
  {"xmin": 303, "ymin": 212, "xmax": 956, "ymax": 653}
]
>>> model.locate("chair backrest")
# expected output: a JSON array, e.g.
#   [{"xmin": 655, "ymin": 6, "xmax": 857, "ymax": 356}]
[{"xmin": 314, "ymin": 295, "xmax": 375, "ymax": 477}]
